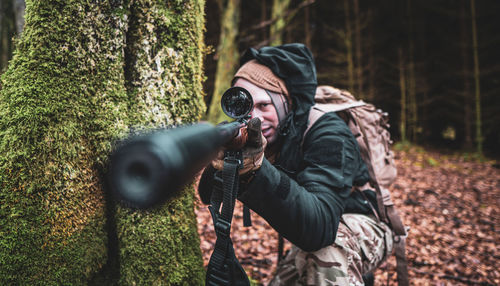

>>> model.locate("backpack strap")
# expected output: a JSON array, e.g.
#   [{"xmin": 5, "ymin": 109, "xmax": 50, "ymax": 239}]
[
  {"xmin": 303, "ymin": 102, "xmax": 366, "ymax": 145},
  {"xmin": 303, "ymin": 106, "xmax": 326, "ymax": 138},
  {"xmin": 349, "ymin": 114, "xmax": 409, "ymax": 286}
]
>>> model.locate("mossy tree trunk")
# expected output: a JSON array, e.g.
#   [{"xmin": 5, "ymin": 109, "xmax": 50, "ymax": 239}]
[
  {"xmin": 270, "ymin": 0, "xmax": 291, "ymax": 46},
  {"xmin": 207, "ymin": 0, "xmax": 241, "ymax": 124},
  {"xmin": 116, "ymin": 0, "xmax": 206, "ymax": 284},
  {"xmin": 0, "ymin": 0, "xmax": 205, "ymax": 284}
]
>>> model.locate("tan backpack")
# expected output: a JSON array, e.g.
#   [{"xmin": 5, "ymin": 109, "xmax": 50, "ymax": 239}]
[{"xmin": 305, "ymin": 85, "xmax": 409, "ymax": 285}]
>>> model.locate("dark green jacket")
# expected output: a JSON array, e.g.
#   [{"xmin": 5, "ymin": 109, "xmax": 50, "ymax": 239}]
[
  {"xmin": 198, "ymin": 111, "xmax": 377, "ymax": 251},
  {"xmin": 199, "ymin": 44, "xmax": 377, "ymax": 252}
]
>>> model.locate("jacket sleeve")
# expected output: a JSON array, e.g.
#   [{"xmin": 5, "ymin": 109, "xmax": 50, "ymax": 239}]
[{"xmin": 238, "ymin": 112, "xmax": 363, "ymax": 251}]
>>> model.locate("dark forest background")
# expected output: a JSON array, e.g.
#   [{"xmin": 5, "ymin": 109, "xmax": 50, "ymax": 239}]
[
  {"xmin": 203, "ymin": 0, "xmax": 500, "ymax": 158},
  {"xmin": 2, "ymin": 0, "xmax": 500, "ymax": 157}
]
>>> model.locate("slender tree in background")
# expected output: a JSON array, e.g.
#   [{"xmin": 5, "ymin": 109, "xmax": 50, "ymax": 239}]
[
  {"xmin": 399, "ymin": 47, "xmax": 407, "ymax": 143},
  {"xmin": 207, "ymin": 0, "xmax": 241, "ymax": 123},
  {"xmin": 367, "ymin": 14, "xmax": 375, "ymax": 101},
  {"xmin": 0, "ymin": 0, "xmax": 205, "ymax": 284},
  {"xmin": 262, "ymin": 0, "xmax": 268, "ymax": 41},
  {"xmin": 270, "ymin": 0, "xmax": 291, "ymax": 45},
  {"xmin": 470, "ymin": 0, "xmax": 482, "ymax": 155},
  {"xmin": 416, "ymin": 9, "xmax": 429, "ymax": 142},
  {"xmin": 304, "ymin": 4, "xmax": 311, "ymax": 48},
  {"xmin": 353, "ymin": 0, "xmax": 363, "ymax": 98},
  {"xmin": 343, "ymin": 0, "xmax": 355, "ymax": 92},
  {"xmin": 460, "ymin": 0, "xmax": 473, "ymax": 149},
  {"xmin": 407, "ymin": 0, "xmax": 418, "ymax": 142},
  {"xmin": 13, "ymin": 0, "xmax": 25, "ymax": 35},
  {"xmin": 0, "ymin": 0, "xmax": 15, "ymax": 73},
  {"xmin": 0, "ymin": 0, "xmax": 24, "ymax": 76}
]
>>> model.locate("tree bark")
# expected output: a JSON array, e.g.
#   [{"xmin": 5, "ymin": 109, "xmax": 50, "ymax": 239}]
[
  {"xmin": 207, "ymin": 0, "xmax": 241, "ymax": 124},
  {"xmin": 304, "ymin": 4, "xmax": 311, "ymax": 48},
  {"xmin": 262, "ymin": 0, "xmax": 268, "ymax": 41},
  {"xmin": 353, "ymin": 0, "xmax": 363, "ymax": 98},
  {"xmin": 399, "ymin": 47, "xmax": 407, "ymax": 142},
  {"xmin": 270, "ymin": 0, "xmax": 291, "ymax": 46},
  {"xmin": 118, "ymin": 1, "xmax": 206, "ymax": 284},
  {"xmin": 0, "ymin": 0, "xmax": 205, "ymax": 284},
  {"xmin": 407, "ymin": 0, "xmax": 417, "ymax": 142},
  {"xmin": 367, "ymin": 11, "xmax": 375, "ymax": 101},
  {"xmin": 470, "ymin": 0, "xmax": 482, "ymax": 154},
  {"xmin": 0, "ymin": 0, "xmax": 15, "ymax": 72},
  {"xmin": 343, "ymin": 0, "xmax": 355, "ymax": 92},
  {"xmin": 13, "ymin": 0, "xmax": 25, "ymax": 35},
  {"xmin": 461, "ymin": 0, "xmax": 473, "ymax": 149}
]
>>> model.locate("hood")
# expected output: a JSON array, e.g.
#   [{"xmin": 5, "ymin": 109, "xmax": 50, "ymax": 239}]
[{"xmin": 240, "ymin": 43, "xmax": 317, "ymax": 173}]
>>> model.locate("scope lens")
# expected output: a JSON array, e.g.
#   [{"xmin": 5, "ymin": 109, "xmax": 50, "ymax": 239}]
[{"xmin": 221, "ymin": 87, "xmax": 253, "ymax": 119}]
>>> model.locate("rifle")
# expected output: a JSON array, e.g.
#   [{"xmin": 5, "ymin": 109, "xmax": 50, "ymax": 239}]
[
  {"xmin": 107, "ymin": 86, "xmax": 253, "ymax": 209},
  {"xmin": 108, "ymin": 87, "xmax": 254, "ymax": 285}
]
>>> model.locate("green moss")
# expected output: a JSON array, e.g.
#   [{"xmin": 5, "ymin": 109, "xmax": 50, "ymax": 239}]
[
  {"xmin": 1, "ymin": 0, "xmax": 206, "ymax": 284},
  {"xmin": 0, "ymin": 0, "xmax": 129, "ymax": 284},
  {"xmin": 117, "ymin": 0, "xmax": 206, "ymax": 284},
  {"xmin": 117, "ymin": 188, "xmax": 204, "ymax": 285},
  {"xmin": 125, "ymin": 0, "xmax": 206, "ymax": 127}
]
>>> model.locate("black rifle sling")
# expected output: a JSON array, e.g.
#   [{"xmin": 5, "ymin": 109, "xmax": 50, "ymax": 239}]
[
  {"xmin": 206, "ymin": 152, "xmax": 250, "ymax": 286},
  {"xmin": 243, "ymin": 206, "xmax": 252, "ymax": 227}
]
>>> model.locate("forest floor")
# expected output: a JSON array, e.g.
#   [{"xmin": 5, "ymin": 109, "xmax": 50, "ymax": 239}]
[{"xmin": 195, "ymin": 146, "xmax": 500, "ymax": 285}]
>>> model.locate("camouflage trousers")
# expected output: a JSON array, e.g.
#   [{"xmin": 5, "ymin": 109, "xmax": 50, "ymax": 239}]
[{"xmin": 269, "ymin": 214, "xmax": 393, "ymax": 286}]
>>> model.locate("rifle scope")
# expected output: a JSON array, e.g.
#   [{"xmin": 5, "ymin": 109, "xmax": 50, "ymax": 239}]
[{"xmin": 107, "ymin": 87, "xmax": 253, "ymax": 209}]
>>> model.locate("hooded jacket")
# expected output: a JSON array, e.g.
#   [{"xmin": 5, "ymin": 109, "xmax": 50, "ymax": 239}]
[{"xmin": 199, "ymin": 44, "xmax": 376, "ymax": 252}]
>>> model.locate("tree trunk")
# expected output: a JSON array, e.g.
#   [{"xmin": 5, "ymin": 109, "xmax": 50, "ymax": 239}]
[
  {"xmin": 13, "ymin": 0, "xmax": 25, "ymax": 35},
  {"xmin": 207, "ymin": 0, "xmax": 241, "ymax": 124},
  {"xmin": 367, "ymin": 11, "xmax": 375, "ymax": 102},
  {"xmin": 0, "ymin": 0, "xmax": 15, "ymax": 73},
  {"xmin": 461, "ymin": 0, "xmax": 473, "ymax": 149},
  {"xmin": 262, "ymin": 0, "xmax": 268, "ymax": 41},
  {"xmin": 470, "ymin": 0, "xmax": 482, "ymax": 155},
  {"xmin": 407, "ymin": 0, "xmax": 417, "ymax": 142},
  {"xmin": 117, "ymin": 1, "xmax": 206, "ymax": 284},
  {"xmin": 304, "ymin": 4, "xmax": 311, "ymax": 48},
  {"xmin": 270, "ymin": 0, "xmax": 291, "ymax": 46},
  {"xmin": 0, "ymin": 0, "xmax": 205, "ymax": 284},
  {"xmin": 343, "ymin": 0, "xmax": 355, "ymax": 92},
  {"xmin": 399, "ymin": 47, "xmax": 407, "ymax": 142},
  {"xmin": 0, "ymin": 0, "xmax": 4, "ymax": 71},
  {"xmin": 353, "ymin": 0, "xmax": 363, "ymax": 98}
]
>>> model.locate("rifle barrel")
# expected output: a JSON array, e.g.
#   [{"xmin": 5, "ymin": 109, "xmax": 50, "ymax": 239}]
[{"xmin": 107, "ymin": 121, "xmax": 241, "ymax": 209}]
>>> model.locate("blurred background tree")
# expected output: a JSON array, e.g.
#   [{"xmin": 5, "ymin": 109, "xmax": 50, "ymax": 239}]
[
  {"xmin": 207, "ymin": 0, "xmax": 241, "ymax": 123},
  {"xmin": 0, "ymin": 0, "xmax": 24, "ymax": 74}
]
